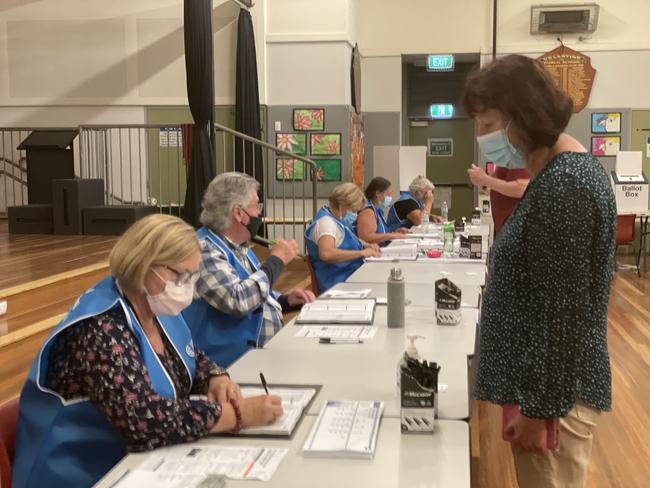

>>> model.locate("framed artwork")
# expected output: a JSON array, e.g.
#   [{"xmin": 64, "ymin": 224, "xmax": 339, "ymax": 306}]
[
  {"xmin": 293, "ymin": 109, "xmax": 325, "ymax": 131},
  {"xmin": 313, "ymin": 159, "xmax": 342, "ymax": 181},
  {"xmin": 275, "ymin": 133, "xmax": 307, "ymax": 155},
  {"xmin": 310, "ymin": 133, "xmax": 342, "ymax": 156},
  {"xmin": 591, "ymin": 112, "xmax": 621, "ymax": 133},
  {"xmin": 591, "ymin": 136, "xmax": 621, "ymax": 157},
  {"xmin": 276, "ymin": 159, "xmax": 306, "ymax": 181}
]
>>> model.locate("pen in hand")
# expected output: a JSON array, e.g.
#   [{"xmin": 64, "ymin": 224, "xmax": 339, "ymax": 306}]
[{"xmin": 259, "ymin": 372, "xmax": 270, "ymax": 395}]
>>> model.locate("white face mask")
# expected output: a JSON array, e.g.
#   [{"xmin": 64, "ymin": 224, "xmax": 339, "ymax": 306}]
[{"xmin": 146, "ymin": 269, "xmax": 194, "ymax": 316}]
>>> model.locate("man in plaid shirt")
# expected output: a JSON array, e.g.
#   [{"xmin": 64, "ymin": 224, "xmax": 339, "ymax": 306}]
[{"xmin": 183, "ymin": 172, "xmax": 315, "ymax": 366}]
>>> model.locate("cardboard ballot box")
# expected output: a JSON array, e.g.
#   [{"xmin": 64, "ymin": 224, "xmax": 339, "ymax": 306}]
[{"xmin": 611, "ymin": 151, "xmax": 648, "ymax": 214}]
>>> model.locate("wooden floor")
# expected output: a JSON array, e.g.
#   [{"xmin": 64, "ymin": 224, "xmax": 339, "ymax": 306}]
[{"xmin": 0, "ymin": 226, "xmax": 648, "ymax": 488}]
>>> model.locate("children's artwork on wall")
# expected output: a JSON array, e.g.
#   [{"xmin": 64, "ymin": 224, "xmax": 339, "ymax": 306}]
[
  {"xmin": 293, "ymin": 109, "xmax": 325, "ymax": 131},
  {"xmin": 310, "ymin": 133, "xmax": 341, "ymax": 156},
  {"xmin": 275, "ymin": 133, "xmax": 307, "ymax": 155},
  {"xmin": 313, "ymin": 159, "xmax": 342, "ymax": 181},
  {"xmin": 591, "ymin": 112, "xmax": 621, "ymax": 133},
  {"xmin": 350, "ymin": 112, "xmax": 365, "ymax": 188},
  {"xmin": 591, "ymin": 136, "xmax": 621, "ymax": 156},
  {"xmin": 276, "ymin": 159, "xmax": 306, "ymax": 180}
]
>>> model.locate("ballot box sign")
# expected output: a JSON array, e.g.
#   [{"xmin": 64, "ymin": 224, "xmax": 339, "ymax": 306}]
[
  {"xmin": 611, "ymin": 172, "xmax": 648, "ymax": 213},
  {"xmin": 428, "ymin": 138, "xmax": 453, "ymax": 157}
]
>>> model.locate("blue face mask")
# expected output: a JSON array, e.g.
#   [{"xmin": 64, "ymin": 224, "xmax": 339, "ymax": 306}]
[
  {"xmin": 476, "ymin": 122, "xmax": 526, "ymax": 169},
  {"xmin": 342, "ymin": 211, "xmax": 357, "ymax": 227},
  {"xmin": 382, "ymin": 196, "xmax": 393, "ymax": 208}
]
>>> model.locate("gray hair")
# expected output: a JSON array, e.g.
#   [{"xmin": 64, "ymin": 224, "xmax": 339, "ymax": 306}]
[
  {"xmin": 200, "ymin": 172, "xmax": 260, "ymax": 233},
  {"xmin": 408, "ymin": 175, "xmax": 434, "ymax": 194}
]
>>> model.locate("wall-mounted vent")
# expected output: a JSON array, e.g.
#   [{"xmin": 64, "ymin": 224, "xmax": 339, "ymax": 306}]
[{"xmin": 531, "ymin": 4, "xmax": 599, "ymax": 34}]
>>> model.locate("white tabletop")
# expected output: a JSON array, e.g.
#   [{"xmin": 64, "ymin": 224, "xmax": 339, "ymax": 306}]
[
  {"xmin": 94, "ymin": 417, "xmax": 471, "ymax": 488},
  {"xmin": 347, "ymin": 261, "xmax": 487, "ymax": 286},
  {"xmin": 228, "ymin": 349, "xmax": 470, "ymax": 420},
  {"xmin": 327, "ymin": 281, "xmax": 482, "ymax": 308},
  {"xmin": 268, "ymin": 305, "xmax": 479, "ymax": 357}
]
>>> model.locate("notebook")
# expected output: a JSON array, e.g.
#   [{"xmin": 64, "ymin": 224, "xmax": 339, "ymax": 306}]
[
  {"xmin": 295, "ymin": 299, "xmax": 376, "ymax": 324},
  {"xmin": 303, "ymin": 400, "xmax": 384, "ymax": 459},
  {"xmin": 502, "ymin": 404, "xmax": 559, "ymax": 451},
  {"xmin": 235, "ymin": 386, "xmax": 319, "ymax": 438}
]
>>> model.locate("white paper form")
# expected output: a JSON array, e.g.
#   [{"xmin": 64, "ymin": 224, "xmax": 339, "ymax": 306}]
[
  {"xmin": 296, "ymin": 299, "xmax": 375, "ymax": 324},
  {"xmin": 137, "ymin": 445, "xmax": 288, "ymax": 481},
  {"xmin": 320, "ymin": 288, "xmax": 371, "ymax": 299},
  {"xmin": 303, "ymin": 400, "xmax": 384, "ymax": 459},
  {"xmin": 109, "ymin": 470, "xmax": 223, "ymax": 488},
  {"xmin": 236, "ymin": 387, "xmax": 316, "ymax": 436},
  {"xmin": 365, "ymin": 243, "xmax": 418, "ymax": 261},
  {"xmin": 295, "ymin": 325, "xmax": 377, "ymax": 340}
]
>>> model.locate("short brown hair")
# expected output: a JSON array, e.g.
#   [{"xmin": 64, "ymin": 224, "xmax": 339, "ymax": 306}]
[
  {"xmin": 462, "ymin": 55, "xmax": 573, "ymax": 151},
  {"xmin": 109, "ymin": 214, "xmax": 199, "ymax": 293}
]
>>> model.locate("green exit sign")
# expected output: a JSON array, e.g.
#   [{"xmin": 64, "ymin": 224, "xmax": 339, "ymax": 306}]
[
  {"xmin": 427, "ymin": 54, "xmax": 455, "ymax": 72},
  {"xmin": 430, "ymin": 104, "xmax": 454, "ymax": 119}
]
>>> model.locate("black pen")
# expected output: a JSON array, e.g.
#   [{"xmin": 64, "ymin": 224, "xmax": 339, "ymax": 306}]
[{"xmin": 259, "ymin": 372, "xmax": 270, "ymax": 395}]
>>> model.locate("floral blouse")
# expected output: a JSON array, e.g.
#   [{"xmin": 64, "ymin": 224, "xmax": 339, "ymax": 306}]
[
  {"xmin": 45, "ymin": 307, "xmax": 224, "ymax": 451},
  {"xmin": 476, "ymin": 151, "xmax": 617, "ymax": 418}
]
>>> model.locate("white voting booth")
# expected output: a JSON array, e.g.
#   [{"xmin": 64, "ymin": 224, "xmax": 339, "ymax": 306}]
[
  {"xmin": 373, "ymin": 146, "xmax": 427, "ymax": 191},
  {"xmin": 611, "ymin": 151, "xmax": 648, "ymax": 213}
]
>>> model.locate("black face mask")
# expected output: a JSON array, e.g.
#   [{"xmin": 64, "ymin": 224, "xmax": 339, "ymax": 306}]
[{"xmin": 241, "ymin": 209, "xmax": 263, "ymax": 239}]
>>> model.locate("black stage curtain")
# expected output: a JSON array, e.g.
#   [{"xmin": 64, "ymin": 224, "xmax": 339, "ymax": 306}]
[
  {"xmin": 182, "ymin": 0, "xmax": 215, "ymax": 227},
  {"xmin": 235, "ymin": 8, "xmax": 264, "ymax": 195}
]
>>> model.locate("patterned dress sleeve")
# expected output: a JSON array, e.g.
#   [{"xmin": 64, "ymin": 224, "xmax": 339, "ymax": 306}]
[{"xmin": 45, "ymin": 308, "xmax": 224, "ymax": 452}]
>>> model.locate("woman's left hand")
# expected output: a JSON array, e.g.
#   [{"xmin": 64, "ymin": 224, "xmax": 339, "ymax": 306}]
[
  {"xmin": 507, "ymin": 414, "xmax": 549, "ymax": 454},
  {"xmin": 208, "ymin": 375, "xmax": 242, "ymax": 404}
]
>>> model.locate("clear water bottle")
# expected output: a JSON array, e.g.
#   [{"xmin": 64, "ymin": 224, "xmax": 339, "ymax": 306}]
[
  {"xmin": 453, "ymin": 235, "xmax": 461, "ymax": 255},
  {"xmin": 422, "ymin": 213, "xmax": 430, "ymax": 231},
  {"xmin": 441, "ymin": 201, "xmax": 449, "ymax": 222},
  {"xmin": 443, "ymin": 222, "xmax": 454, "ymax": 257}
]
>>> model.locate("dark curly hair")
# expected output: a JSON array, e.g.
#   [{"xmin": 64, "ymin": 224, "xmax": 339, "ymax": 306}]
[{"xmin": 461, "ymin": 54, "xmax": 573, "ymax": 152}]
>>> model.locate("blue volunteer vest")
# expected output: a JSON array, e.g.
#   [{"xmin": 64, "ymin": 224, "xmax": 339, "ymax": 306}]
[
  {"xmin": 12, "ymin": 276, "xmax": 197, "ymax": 488},
  {"xmin": 386, "ymin": 191, "xmax": 424, "ymax": 231},
  {"xmin": 183, "ymin": 228, "xmax": 281, "ymax": 367},
  {"xmin": 305, "ymin": 207, "xmax": 364, "ymax": 293},
  {"xmin": 358, "ymin": 201, "xmax": 390, "ymax": 247}
]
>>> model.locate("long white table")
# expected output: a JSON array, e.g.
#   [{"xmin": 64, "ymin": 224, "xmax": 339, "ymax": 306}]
[
  {"xmin": 327, "ymin": 281, "xmax": 482, "ymax": 308},
  {"xmin": 347, "ymin": 260, "xmax": 487, "ymax": 285},
  {"xmin": 94, "ymin": 417, "xmax": 471, "ymax": 488},
  {"xmin": 228, "ymin": 349, "xmax": 470, "ymax": 420},
  {"xmin": 268, "ymin": 305, "xmax": 479, "ymax": 357}
]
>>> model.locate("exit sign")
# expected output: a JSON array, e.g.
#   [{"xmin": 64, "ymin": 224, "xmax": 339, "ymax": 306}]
[
  {"xmin": 430, "ymin": 104, "xmax": 454, "ymax": 119},
  {"xmin": 427, "ymin": 54, "xmax": 455, "ymax": 72}
]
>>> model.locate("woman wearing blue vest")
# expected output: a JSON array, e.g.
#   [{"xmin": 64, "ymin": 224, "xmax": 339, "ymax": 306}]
[
  {"xmin": 356, "ymin": 177, "xmax": 409, "ymax": 246},
  {"xmin": 12, "ymin": 215, "xmax": 282, "ymax": 488},
  {"xmin": 386, "ymin": 175, "xmax": 443, "ymax": 231},
  {"xmin": 305, "ymin": 183, "xmax": 381, "ymax": 293}
]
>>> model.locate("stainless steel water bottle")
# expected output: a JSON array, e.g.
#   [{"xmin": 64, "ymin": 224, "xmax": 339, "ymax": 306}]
[{"xmin": 387, "ymin": 267, "xmax": 405, "ymax": 328}]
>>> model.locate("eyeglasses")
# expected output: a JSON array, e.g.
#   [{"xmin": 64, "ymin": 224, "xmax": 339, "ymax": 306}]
[{"xmin": 161, "ymin": 265, "xmax": 200, "ymax": 286}]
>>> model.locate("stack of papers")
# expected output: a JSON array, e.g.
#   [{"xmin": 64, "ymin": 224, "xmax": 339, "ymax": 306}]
[
  {"xmin": 115, "ymin": 445, "xmax": 288, "ymax": 484},
  {"xmin": 303, "ymin": 400, "xmax": 384, "ymax": 459},
  {"xmin": 365, "ymin": 243, "xmax": 418, "ymax": 261},
  {"xmin": 320, "ymin": 288, "xmax": 371, "ymax": 299},
  {"xmin": 296, "ymin": 299, "xmax": 376, "ymax": 324},
  {"xmin": 237, "ymin": 387, "xmax": 316, "ymax": 436}
]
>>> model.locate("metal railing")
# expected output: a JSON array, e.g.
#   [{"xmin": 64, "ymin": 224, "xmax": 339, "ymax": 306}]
[
  {"xmin": 213, "ymin": 122, "xmax": 318, "ymax": 245},
  {"xmin": 77, "ymin": 123, "xmax": 319, "ymax": 244}
]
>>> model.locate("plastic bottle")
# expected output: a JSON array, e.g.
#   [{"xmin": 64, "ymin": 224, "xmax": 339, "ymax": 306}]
[
  {"xmin": 387, "ymin": 267, "xmax": 405, "ymax": 329},
  {"xmin": 453, "ymin": 235, "xmax": 461, "ymax": 256},
  {"xmin": 397, "ymin": 335, "xmax": 424, "ymax": 391},
  {"xmin": 443, "ymin": 222, "xmax": 454, "ymax": 257},
  {"xmin": 441, "ymin": 201, "xmax": 449, "ymax": 222},
  {"xmin": 421, "ymin": 213, "xmax": 430, "ymax": 231}
]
